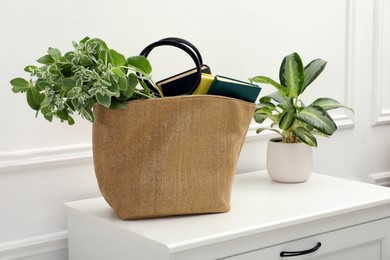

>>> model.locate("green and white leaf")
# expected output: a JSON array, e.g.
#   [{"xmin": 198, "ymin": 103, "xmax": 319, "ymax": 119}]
[
  {"xmin": 48, "ymin": 47, "xmax": 62, "ymax": 62},
  {"xmin": 40, "ymin": 95, "xmax": 53, "ymax": 108},
  {"xmin": 80, "ymin": 54, "xmax": 93, "ymax": 66},
  {"xmin": 80, "ymin": 107, "xmax": 94, "ymax": 122},
  {"xmin": 302, "ymin": 59, "xmax": 327, "ymax": 93},
  {"xmin": 279, "ymin": 52, "xmax": 304, "ymax": 98},
  {"xmin": 256, "ymin": 101, "xmax": 276, "ymax": 111},
  {"xmin": 35, "ymin": 81, "xmax": 51, "ymax": 92},
  {"xmin": 11, "ymin": 37, "xmax": 158, "ymax": 125},
  {"xmin": 295, "ymin": 106, "xmax": 337, "ymax": 135},
  {"xmin": 279, "ymin": 110, "xmax": 295, "ymax": 130},
  {"xmin": 62, "ymin": 78, "xmax": 77, "ymax": 88},
  {"xmin": 291, "ymin": 127, "xmax": 317, "ymax": 147},
  {"xmin": 311, "ymin": 98, "xmax": 353, "ymax": 112},
  {"xmin": 96, "ymin": 93, "xmax": 111, "ymax": 108},
  {"xmin": 255, "ymin": 107, "xmax": 273, "ymax": 116},
  {"xmin": 256, "ymin": 128, "xmax": 282, "ymax": 135},
  {"xmin": 24, "ymin": 65, "xmax": 39, "ymax": 74},
  {"xmin": 278, "ymin": 97, "xmax": 294, "ymax": 111},
  {"xmin": 107, "ymin": 79, "xmax": 120, "ymax": 97},
  {"xmin": 253, "ymin": 112, "xmax": 268, "ymax": 124},
  {"xmin": 250, "ymin": 76, "xmax": 288, "ymax": 96},
  {"xmin": 99, "ymin": 50, "xmax": 112, "ymax": 65}
]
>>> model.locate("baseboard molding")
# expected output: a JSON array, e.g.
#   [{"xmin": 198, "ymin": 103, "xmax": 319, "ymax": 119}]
[
  {"xmin": 0, "ymin": 143, "xmax": 92, "ymax": 173},
  {"xmin": 0, "ymin": 231, "xmax": 68, "ymax": 260},
  {"xmin": 369, "ymin": 171, "xmax": 390, "ymax": 187}
]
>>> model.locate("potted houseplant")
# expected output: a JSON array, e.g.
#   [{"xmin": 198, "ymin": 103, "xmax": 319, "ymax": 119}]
[
  {"xmin": 10, "ymin": 36, "xmax": 161, "ymax": 124},
  {"xmin": 250, "ymin": 52, "xmax": 353, "ymax": 183}
]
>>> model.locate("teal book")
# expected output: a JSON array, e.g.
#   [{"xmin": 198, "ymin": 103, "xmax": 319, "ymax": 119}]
[
  {"xmin": 157, "ymin": 65, "xmax": 211, "ymax": 96},
  {"xmin": 207, "ymin": 75, "xmax": 261, "ymax": 103}
]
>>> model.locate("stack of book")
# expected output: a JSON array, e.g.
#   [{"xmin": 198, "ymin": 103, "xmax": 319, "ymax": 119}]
[{"xmin": 157, "ymin": 67, "xmax": 261, "ymax": 103}]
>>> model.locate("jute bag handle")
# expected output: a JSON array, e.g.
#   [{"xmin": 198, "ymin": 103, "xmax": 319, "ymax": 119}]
[{"xmin": 139, "ymin": 37, "xmax": 203, "ymax": 96}]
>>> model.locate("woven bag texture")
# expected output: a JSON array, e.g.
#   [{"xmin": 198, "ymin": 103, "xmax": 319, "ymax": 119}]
[{"xmin": 92, "ymin": 95, "xmax": 255, "ymax": 219}]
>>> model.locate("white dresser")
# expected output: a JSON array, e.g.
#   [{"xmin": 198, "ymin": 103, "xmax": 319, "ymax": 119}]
[{"xmin": 65, "ymin": 171, "xmax": 390, "ymax": 259}]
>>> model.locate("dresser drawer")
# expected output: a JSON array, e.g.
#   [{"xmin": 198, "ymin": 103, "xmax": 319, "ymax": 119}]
[
  {"xmin": 221, "ymin": 218, "xmax": 390, "ymax": 260},
  {"xmin": 66, "ymin": 172, "xmax": 390, "ymax": 260}
]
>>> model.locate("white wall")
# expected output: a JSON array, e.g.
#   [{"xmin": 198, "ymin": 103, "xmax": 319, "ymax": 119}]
[{"xmin": 1, "ymin": 0, "xmax": 389, "ymax": 258}]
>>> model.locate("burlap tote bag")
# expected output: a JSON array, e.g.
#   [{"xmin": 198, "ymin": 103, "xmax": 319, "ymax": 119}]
[{"xmin": 92, "ymin": 95, "xmax": 255, "ymax": 219}]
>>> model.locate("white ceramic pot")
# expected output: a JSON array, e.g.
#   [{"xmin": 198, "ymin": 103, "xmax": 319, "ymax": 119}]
[{"xmin": 266, "ymin": 138, "xmax": 313, "ymax": 183}]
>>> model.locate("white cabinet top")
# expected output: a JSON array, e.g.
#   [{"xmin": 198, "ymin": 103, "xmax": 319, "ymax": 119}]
[{"xmin": 65, "ymin": 171, "xmax": 390, "ymax": 253}]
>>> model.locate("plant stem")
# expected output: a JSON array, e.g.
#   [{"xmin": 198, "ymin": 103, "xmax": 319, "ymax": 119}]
[
  {"xmin": 134, "ymin": 90, "xmax": 156, "ymax": 99},
  {"xmin": 120, "ymin": 65, "xmax": 164, "ymax": 97},
  {"xmin": 150, "ymin": 80, "xmax": 164, "ymax": 97}
]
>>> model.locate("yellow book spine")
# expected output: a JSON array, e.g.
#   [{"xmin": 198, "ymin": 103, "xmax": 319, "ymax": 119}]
[{"xmin": 192, "ymin": 73, "xmax": 215, "ymax": 95}]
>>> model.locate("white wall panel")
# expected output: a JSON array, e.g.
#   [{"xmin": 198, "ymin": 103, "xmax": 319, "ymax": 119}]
[
  {"xmin": 0, "ymin": 160, "xmax": 99, "ymax": 243},
  {"xmin": 372, "ymin": 0, "xmax": 390, "ymax": 125}
]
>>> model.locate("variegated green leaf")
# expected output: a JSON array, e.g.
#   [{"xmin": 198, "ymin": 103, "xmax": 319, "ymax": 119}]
[
  {"xmin": 302, "ymin": 59, "xmax": 327, "ymax": 93},
  {"xmin": 48, "ymin": 47, "xmax": 62, "ymax": 62},
  {"xmin": 62, "ymin": 78, "xmax": 77, "ymax": 88},
  {"xmin": 40, "ymin": 95, "xmax": 53, "ymax": 108},
  {"xmin": 279, "ymin": 110, "xmax": 295, "ymax": 130},
  {"xmin": 259, "ymin": 96, "xmax": 271, "ymax": 103},
  {"xmin": 80, "ymin": 107, "xmax": 95, "ymax": 122},
  {"xmin": 260, "ymin": 91, "xmax": 285, "ymax": 104},
  {"xmin": 279, "ymin": 52, "xmax": 304, "ymax": 98},
  {"xmin": 292, "ymin": 127, "xmax": 317, "ymax": 147},
  {"xmin": 256, "ymin": 102, "xmax": 276, "ymax": 111},
  {"xmin": 295, "ymin": 106, "xmax": 337, "ymax": 135},
  {"xmin": 253, "ymin": 112, "xmax": 268, "ymax": 124},
  {"xmin": 250, "ymin": 76, "xmax": 288, "ymax": 96},
  {"xmin": 256, "ymin": 128, "xmax": 282, "ymax": 135},
  {"xmin": 255, "ymin": 107, "xmax": 272, "ymax": 115},
  {"xmin": 96, "ymin": 93, "xmax": 111, "ymax": 108},
  {"xmin": 311, "ymin": 98, "xmax": 353, "ymax": 111},
  {"xmin": 278, "ymin": 97, "xmax": 294, "ymax": 112}
]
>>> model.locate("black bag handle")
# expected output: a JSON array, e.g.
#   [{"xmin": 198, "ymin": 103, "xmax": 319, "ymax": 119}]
[
  {"xmin": 154, "ymin": 37, "xmax": 204, "ymax": 65},
  {"xmin": 139, "ymin": 37, "xmax": 203, "ymax": 96}
]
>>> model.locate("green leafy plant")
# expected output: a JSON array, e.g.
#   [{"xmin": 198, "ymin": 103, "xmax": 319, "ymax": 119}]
[
  {"xmin": 250, "ymin": 52, "xmax": 353, "ymax": 147},
  {"xmin": 10, "ymin": 37, "xmax": 162, "ymax": 125}
]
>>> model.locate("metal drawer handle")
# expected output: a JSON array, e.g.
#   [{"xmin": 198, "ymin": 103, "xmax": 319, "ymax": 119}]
[{"xmin": 280, "ymin": 242, "xmax": 322, "ymax": 257}]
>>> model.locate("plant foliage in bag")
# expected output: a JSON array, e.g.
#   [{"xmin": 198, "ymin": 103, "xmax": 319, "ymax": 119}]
[{"xmin": 10, "ymin": 36, "xmax": 161, "ymax": 124}]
